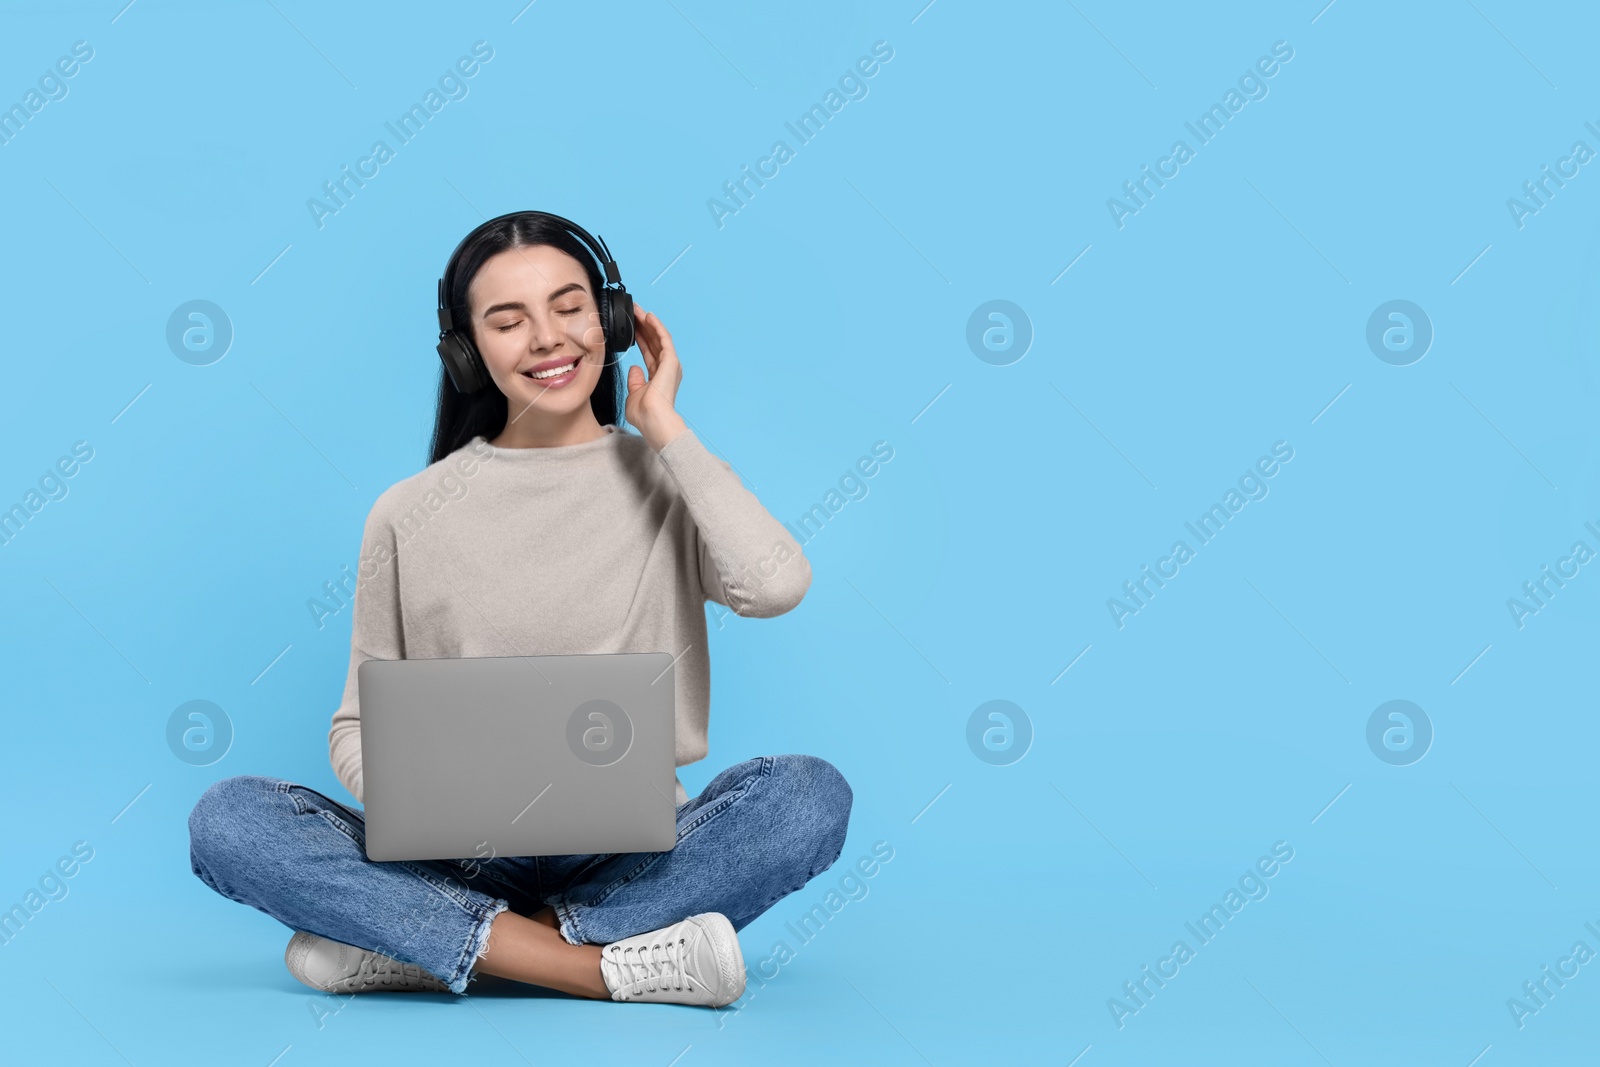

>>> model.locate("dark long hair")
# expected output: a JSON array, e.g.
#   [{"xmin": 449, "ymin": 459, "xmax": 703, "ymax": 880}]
[{"xmin": 427, "ymin": 213, "xmax": 626, "ymax": 466}]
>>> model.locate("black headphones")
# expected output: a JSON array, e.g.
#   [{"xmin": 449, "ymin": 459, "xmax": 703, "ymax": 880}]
[{"xmin": 435, "ymin": 210, "xmax": 636, "ymax": 395}]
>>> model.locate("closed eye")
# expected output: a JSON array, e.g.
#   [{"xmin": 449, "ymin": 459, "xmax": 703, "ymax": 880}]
[{"xmin": 495, "ymin": 308, "xmax": 580, "ymax": 330}]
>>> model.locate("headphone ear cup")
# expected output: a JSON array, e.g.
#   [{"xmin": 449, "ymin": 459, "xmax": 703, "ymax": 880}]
[
  {"xmin": 608, "ymin": 290, "xmax": 636, "ymax": 354},
  {"xmin": 437, "ymin": 331, "xmax": 489, "ymax": 394},
  {"xmin": 597, "ymin": 293, "xmax": 614, "ymax": 360}
]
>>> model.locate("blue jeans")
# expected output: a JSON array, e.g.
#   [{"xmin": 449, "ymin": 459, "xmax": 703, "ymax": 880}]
[{"xmin": 187, "ymin": 754, "xmax": 851, "ymax": 994}]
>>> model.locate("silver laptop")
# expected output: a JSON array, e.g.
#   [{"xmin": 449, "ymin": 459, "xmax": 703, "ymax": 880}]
[{"xmin": 357, "ymin": 652, "xmax": 678, "ymax": 862}]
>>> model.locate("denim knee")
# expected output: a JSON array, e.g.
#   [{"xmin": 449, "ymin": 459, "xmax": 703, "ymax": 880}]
[
  {"xmin": 188, "ymin": 774, "xmax": 281, "ymax": 882},
  {"xmin": 767, "ymin": 755, "xmax": 853, "ymax": 877}
]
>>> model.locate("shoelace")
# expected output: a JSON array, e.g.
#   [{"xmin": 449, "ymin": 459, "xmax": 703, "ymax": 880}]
[
  {"xmin": 609, "ymin": 934, "xmax": 691, "ymax": 997},
  {"xmin": 352, "ymin": 950, "xmax": 432, "ymax": 990}
]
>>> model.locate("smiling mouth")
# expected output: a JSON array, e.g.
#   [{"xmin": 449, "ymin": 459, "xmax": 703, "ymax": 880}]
[{"xmin": 522, "ymin": 357, "xmax": 580, "ymax": 381}]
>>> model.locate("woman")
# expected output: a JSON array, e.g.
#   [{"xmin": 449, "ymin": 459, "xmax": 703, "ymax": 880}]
[{"xmin": 186, "ymin": 211, "xmax": 852, "ymax": 1008}]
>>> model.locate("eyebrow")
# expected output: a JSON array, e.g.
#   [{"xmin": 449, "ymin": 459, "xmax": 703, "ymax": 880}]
[{"xmin": 479, "ymin": 283, "xmax": 587, "ymax": 318}]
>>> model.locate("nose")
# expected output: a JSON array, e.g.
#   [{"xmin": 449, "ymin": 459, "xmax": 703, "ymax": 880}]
[
  {"xmin": 528, "ymin": 311, "xmax": 563, "ymax": 353},
  {"xmin": 528, "ymin": 315, "xmax": 560, "ymax": 351}
]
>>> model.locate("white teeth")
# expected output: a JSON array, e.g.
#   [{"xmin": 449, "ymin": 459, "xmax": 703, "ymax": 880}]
[{"xmin": 527, "ymin": 359, "xmax": 578, "ymax": 380}]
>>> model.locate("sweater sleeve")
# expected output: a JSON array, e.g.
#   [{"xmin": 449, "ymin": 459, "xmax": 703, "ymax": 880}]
[
  {"xmin": 327, "ymin": 495, "xmax": 405, "ymax": 804},
  {"xmin": 655, "ymin": 428, "xmax": 811, "ymax": 617}
]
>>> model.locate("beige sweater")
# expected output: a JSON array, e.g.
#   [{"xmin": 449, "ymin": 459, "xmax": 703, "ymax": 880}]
[{"xmin": 328, "ymin": 424, "xmax": 810, "ymax": 806}]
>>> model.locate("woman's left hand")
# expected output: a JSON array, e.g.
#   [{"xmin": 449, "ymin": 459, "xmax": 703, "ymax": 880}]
[{"xmin": 625, "ymin": 307, "xmax": 688, "ymax": 452}]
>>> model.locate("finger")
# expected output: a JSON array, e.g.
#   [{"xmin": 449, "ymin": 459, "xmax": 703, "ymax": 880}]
[
  {"xmin": 650, "ymin": 322, "xmax": 676, "ymax": 364},
  {"xmin": 635, "ymin": 310, "xmax": 658, "ymax": 356},
  {"xmin": 638, "ymin": 328, "xmax": 659, "ymax": 375},
  {"xmin": 634, "ymin": 321, "xmax": 654, "ymax": 368},
  {"xmin": 636, "ymin": 312, "xmax": 669, "ymax": 369}
]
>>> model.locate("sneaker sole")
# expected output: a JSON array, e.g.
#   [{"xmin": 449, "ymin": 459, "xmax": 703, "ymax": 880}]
[
  {"xmin": 696, "ymin": 913, "xmax": 747, "ymax": 1007},
  {"xmin": 283, "ymin": 931, "xmax": 451, "ymax": 995},
  {"xmin": 284, "ymin": 931, "xmax": 328, "ymax": 991}
]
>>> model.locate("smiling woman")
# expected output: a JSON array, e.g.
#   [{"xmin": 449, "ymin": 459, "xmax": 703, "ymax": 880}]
[
  {"xmin": 481, "ymin": 276, "xmax": 600, "ymax": 392},
  {"xmin": 187, "ymin": 210, "xmax": 853, "ymax": 1010},
  {"xmin": 428, "ymin": 213, "xmax": 635, "ymax": 454}
]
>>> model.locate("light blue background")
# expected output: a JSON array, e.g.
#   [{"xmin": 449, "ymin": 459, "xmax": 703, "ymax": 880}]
[{"xmin": 2, "ymin": 0, "xmax": 1596, "ymax": 1063}]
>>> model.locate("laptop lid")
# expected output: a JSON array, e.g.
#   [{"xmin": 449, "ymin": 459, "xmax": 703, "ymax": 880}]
[{"xmin": 357, "ymin": 652, "xmax": 677, "ymax": 862}]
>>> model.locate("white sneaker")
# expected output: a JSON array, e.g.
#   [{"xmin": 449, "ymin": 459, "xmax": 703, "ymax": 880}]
[
  {"xmin": 598, "ymin": 912, "xmax": 746, "ymax": 1007},
  {"xmin": 285, "ymin": 931, "xmax": 452, "ymax": 994}
]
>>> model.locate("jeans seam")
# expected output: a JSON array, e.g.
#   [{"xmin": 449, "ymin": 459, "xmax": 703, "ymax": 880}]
[
  {"xmin": 554, "ymin": 899, "xmax": 585, "ymax": 945},
  {"xmin": 584, "ymin": 791, "xmax": 740, "ymax": 908},
  {"xmin": 673, "ymin": 789, "xmax": 739, "ymax": 839},
  {"xmin": 286, "ymin": 782, "xmax": 480, "ymax": 911},
  {"xmin": 450, "ymin": 898, "xmax": 509, "ymax": 995},
  {"xmin": 314, "ymin": 809, "xmax": 362, "ymax": 847},
  {"xmin": 563, "ymin": 756, "xmax": 775, "ymax": 920},
  {"xmin": 674, "ymin": 756, "xmax": 773, "ymax": 837}
]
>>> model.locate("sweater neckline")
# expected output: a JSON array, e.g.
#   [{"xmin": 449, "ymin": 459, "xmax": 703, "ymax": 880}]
[{"xmin": 471, "ymin": 425, "xmax": 623, "ymax": 460}]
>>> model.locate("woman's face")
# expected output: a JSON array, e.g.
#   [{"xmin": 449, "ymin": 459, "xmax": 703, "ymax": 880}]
[{"xmin": 465, "ymin": 244, "xmax": 607, "ymax": 420}]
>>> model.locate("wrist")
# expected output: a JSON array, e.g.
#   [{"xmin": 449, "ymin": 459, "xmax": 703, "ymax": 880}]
[{"xmin": 645, "ymin": 414, "xmax": 688, "ymax": 453}]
